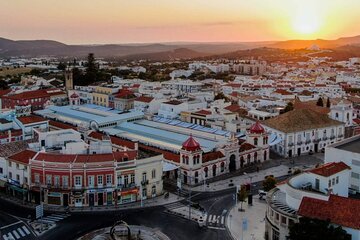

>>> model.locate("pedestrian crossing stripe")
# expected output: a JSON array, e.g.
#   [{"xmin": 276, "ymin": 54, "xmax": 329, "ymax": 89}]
[
  {"xmin": 22, "ymin": 226, "xmax": 30, "ymax": 234},
  {"xmin": 12, "ymin": 230, "xmax": 20, "ymax": 239},
  {"xmin": 207, "ymin": 215, "xmax": 225, "ymax": 225},
  {"xmin": 18, "ymin": 228, "xmax": 25, "ymax": 237}
]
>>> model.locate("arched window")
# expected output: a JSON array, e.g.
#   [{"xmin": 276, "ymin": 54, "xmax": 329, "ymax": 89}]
[
  {"xmin": 195, "ymin": 171, "xmax": 199, "ymax": 184},
  {"xmin": 254, "ymin": 138, "xmax": 258, "ymax": 146},
  {"xmin": 254, "ymin": 152, "xmax": 258, "ymax": 162},
  {"xmin": 204, "ymin": 167, "xmax": 208, "ymax": 178},
  {"xmin": 151, "ymin": 169, "xmax": 156, "ymax": 179},
  {"xmin": 221, "ymin": 162, "xmax": 225, "ymax": 172},
  {"xmin": 335, "ymin": 112, "xmax": 339, "ymax": 118},
  {"xmin": 264, "ymin": 151, "xmax": 267, "ymax": 161},
  {"xmin": 182, "ymin": 155, "xmax": 185, "ymax": 164},
  {"xmin": 212, "ymin": 165, "xmax": 217, "ymax": 177},
  {"xmin": 247, "ymin": 154, "xmax": 251, "ymax": 164}
]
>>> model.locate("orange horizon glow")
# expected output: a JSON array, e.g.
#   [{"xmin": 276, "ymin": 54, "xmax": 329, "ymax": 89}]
[{"xmin": 0, "ymin": 0, "xmax": 359, "ymax": 44}]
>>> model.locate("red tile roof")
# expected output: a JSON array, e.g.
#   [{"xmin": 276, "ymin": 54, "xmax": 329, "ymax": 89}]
[
  {"xmin": 135, "ymin": 96, "xmax": 153, "ymax": 103},
  {"xmin": 298, "ymin": 195, "xmax": 360, "ymax": 230},
  {"xmin": 239, "ymin": 143, "xmax": 256, "ymax": 152},
  {"xmin": 114, "ymin": 89, "xmax": 136, "ymax": 99},
  {"xmin": 49, "ymin": 120, "xmax": 77, "ymax": 130},
  {"xmin": 8, "ymin": 150, "xmax": 37, "ymax": 164},
  {"xmin": 2, "ymin": 89, "xmax": 60, "ymax": 100},
  {"xmin": 88, "ymin": 131, "xmax": 135, "ymax": 149},
  {"xmin": 203, "ymin": 151, "xmax": 225, "ymax": 163},
  {"xmin": 194, "ymin": 109, "xmax": 212, "ymax": 115},
  {"xmin": 310, "ymin": 162, "xmax": 351, "ymax": 177},
  {"xmin": 224, "ymin": 104, "xmax": 242, "ymax": 112},
  {"xmin": 0, "ymin": 89, "xmax": 12, "ymax": 97},
  {"xmin": 17, "ymin": 115, "xmax": 48, "ymax": 125}
]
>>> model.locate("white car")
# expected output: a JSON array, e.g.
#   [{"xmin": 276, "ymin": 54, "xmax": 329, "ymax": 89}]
[{"xmin": 258, "ymin": 190, "xmax": 268, "ymax": 199}]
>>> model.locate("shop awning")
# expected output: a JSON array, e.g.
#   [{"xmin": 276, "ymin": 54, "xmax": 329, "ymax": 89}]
[
  {"xmin": 119, "ymin": 189, "xmax": 138, "ymax": 196},
  {"xmin": 163, "ymin": 161, "xmax": 179, "ymax": 172}
]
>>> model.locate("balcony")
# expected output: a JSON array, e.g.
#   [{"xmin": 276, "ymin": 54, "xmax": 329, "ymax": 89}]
[
  {"xmin": 305, "ymin": 140, "xmax": 311, "ymax": 144},
  {"xmin": 141, "ymin": 180, "xmax": 149, "ymax": 186},
  {"xmin": 288, "ymin": 142, "xmax": 294, "ymax": 147},
  {"xmin": 322, "ymin": 137, "xmax": 328, "ymax": 141},
  {"xmin": 313, "ymin": 138, "xmax": 321, "ymax": 143},
  {"xmin": 297, "ymin": 141, "xmax": 303, "ymax": 146},
  {"xmin": 117, "ymin": 183, "xmax": 137, "ymax": 191},
  {"xmin": 330, "ymin": 135, "xmax": 336, "ymax": 140}
]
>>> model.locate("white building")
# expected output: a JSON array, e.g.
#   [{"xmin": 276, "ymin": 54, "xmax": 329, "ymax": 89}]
[
  {"xmin": 325, "ymin": 135, "xmax": 360, "ymax": 193},
  {"xmin": 263, "ymin": 109, "xmax": 345, "ymax": 157}
]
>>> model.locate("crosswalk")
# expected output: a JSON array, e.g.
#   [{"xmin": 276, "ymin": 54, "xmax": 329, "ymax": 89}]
[
  {"xmin": 207, "ymin": 214, "xmax": 225, "ymax": 226},
  {"xmin": 38, "ymin": 213, "xmax": 70, "ymax": 224},
  {"xmin": 164, "ymin": 202, "xmax": 187, "ymax": 210},
  {"xmin": 2, "ymin": 223, "xmax": 34, "ymax": 240}
]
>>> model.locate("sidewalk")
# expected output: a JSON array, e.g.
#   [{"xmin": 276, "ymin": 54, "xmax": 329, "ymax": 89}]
[
  {"xmin": 226, "ymin": 197, "xmax": 267, "ymax": 240},
  {"xmin": 187, "ymin": 153, "xmax": 323, "ymax": 192},
  {"xmin": 0, "ymin": 192, "xmax": 182, "ymax": 213}
]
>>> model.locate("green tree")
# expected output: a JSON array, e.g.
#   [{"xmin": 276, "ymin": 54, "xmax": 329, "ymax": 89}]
[
  {"xmin": 214, "ymin": 92, "xmax": 229, "ymax": 102},
  {"xmin": 326, "ymin": 98, "xmax": 331, "ymax": 108},
  {"xmin": 316, "ymin": 97, "xmax": 324, "ymax": 107},
  {"xmin": 237, "ymin": 186, "xmax": 248, "ymax": 211},
  {"xmin": 288, "ymin": 217, "xmax": 350, "ymax": 240},
  {"xmin": 57, "ymin": 62, "xmax": 67, "ymax": 71},
  {"xmin": 85, "ymin": 53, "xmax": 98, "ymax": 84},
  {"xmin": 262, "ymin": 176, "xmax": 277, "ymax": 191},
  {"xmin": 284, "ymin": 102, "xmax": 294, "ymax": 113}
]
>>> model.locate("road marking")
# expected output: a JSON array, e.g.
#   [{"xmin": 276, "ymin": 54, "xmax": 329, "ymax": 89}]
[
  {"xmin": 43, "ymin": 216, "xmax": 64, "ymax": 221},
  {"xmin": 0, "ymin": 221, "xmax": 22, "ymax": 229},
  {"xmin": 51, "ymin": 214, "xmax": 68, "ymax": 218},
  {"xmin": 221, "ymin": 216, "xmax": 225, "ymax": 225},
  {"xmin": 3, "ymin": 235, "xmax": 9, "ymax": 240},
  {"xmin": 17, "ymin": 228, "xmax": 25, "ymax": 237},
  {"xmin": 8, "ymin": 232, "xmax": 14, "ymax": 240},
  {"xmin": 22, "ymin": 226, "xmax": 30, "ymax": 234},
  {"xmin": 12, "ymin": 230, "xmax": 20, "ymax": 239}
]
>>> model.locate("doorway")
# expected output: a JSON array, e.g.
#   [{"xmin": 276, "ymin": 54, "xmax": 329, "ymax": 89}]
[
  {"xmin": 63, "ymin": 194, "xmax": 68, "ymax": 207},
  {"xmin": 89, "ymin": 193, "xmax": 94, "ymax": 206},
  {"xmin": 297, "ymin": 148, "xmax": 301, "ymax": 156},
  {"xmin": 229, "ymin": 155, "xmax": 236, "ymax": 172},
  {"xmin": 98, "ymin": 193, "xmax": 103, "ymax": 206}
]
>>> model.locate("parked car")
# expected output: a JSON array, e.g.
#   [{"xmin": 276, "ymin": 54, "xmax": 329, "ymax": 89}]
[
  {"xmin": 349, "ymin": 187, "xmax": 358, "ymax": 195},
  {"xmin": 258, "ymin": 190, "xmax": 268, "ymax": 200}
]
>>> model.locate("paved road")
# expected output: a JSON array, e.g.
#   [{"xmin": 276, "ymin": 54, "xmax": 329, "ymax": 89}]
[{"xmin": 0, "ymin": 210, "xmax": 36, "ymax": 240}]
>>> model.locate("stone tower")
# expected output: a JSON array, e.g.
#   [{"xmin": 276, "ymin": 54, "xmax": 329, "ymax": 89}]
[{"xmin": 65, "ymin": 68, "xmax": 73, "ymax": 91}]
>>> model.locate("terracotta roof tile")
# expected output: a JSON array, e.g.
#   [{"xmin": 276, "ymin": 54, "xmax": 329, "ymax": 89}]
[
  {"xmin": 135, "ymin": 96, "xmax": 153, "ymax": 103},
  {"xmin": 17, "ymin": 115, "xmax": 48, "ymax": 125},
  {"xmin": 310, "ymin": 162, "xmax": 350, "ymax": 177},
  {"xmin": 8, "ymin": 150, "xmax": 36, "ymax": 164},
  {"xmin": 203, "ymin": 151, "xmax": 225, "ymax": 163},
  {"xmin": 298, "ymin": 195, "xmax": 360, "ymax": 230}
]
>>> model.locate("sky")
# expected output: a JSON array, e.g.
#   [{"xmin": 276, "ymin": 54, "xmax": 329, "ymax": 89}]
[{"xmin": 1, "ymin": 0, "xmax": 360, "ymax": 44}]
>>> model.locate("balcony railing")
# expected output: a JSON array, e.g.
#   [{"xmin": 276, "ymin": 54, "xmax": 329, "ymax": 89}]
[
  {"xmin": 288, "ymin": 142, "xmax": 294, "ymax": 147},
  {"xmin": 297, "ymin": 141, "xmax": 303, "ymax": 145},
  {"xmin": 117, "ymin": 183, "xmax": 137, "ymax": 191},
  {"xmin": 330, "ymin": 135, "xmax": 336, "ymax": 140},
  {"xmin": 322, "ymin": 137, "xmax": 328, "ymax": 141},
  {"xmin": 141, "ymin": 180, "xmax": 149, "ymax": 186}
]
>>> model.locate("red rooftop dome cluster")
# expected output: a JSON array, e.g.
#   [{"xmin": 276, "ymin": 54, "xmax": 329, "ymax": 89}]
[
  {"xmin": 249, "ymin": 121, "xmax": 265, "ymax": 134},
  {"xmin": 182, "ymin": 135, "xmax": 201, "ymax": 151}
]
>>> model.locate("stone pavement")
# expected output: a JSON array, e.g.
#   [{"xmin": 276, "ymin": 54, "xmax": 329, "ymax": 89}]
[
  {"xmin": 227, "ymin": 197, "xmax": 267, "ymax": 240},
  {"xmin": 187, "ymin": 153, "xmax": 324, "ymax": 192},
  {"xmin": 0, "ymin": 192, "xmax": 182, "ymax": 213},
  {"xmin": 78, "ymin": 225, "xmax": 170, "ymax": 240}
]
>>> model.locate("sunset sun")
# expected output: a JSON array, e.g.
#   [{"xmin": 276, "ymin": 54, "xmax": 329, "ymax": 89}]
[{"xmin": 292, "ymin": 8, "xmax": 321, "ymax": 36}]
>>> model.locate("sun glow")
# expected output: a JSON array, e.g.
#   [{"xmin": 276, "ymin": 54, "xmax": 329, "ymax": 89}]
[{"xmin": 291, "ymin": 7, "xmax": 322, "ymax": 36}]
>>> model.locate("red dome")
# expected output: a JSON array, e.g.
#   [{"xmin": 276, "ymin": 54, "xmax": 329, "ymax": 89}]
[
  {"xmin": 182, "ymin": 135, "xmax": 201, "ymax": 151},
  {"xmin": 249, "ymin": 121, "xmax": 265, "ymax": 134},
  {"xmin": 70, "ymin": 92, "xmax": 79, "ymax": 98}
]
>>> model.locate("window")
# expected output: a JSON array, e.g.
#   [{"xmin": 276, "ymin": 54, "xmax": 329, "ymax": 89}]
[
  {"xmin": 131, "ymin": 174, "xmax": 135, "ymax": 184},
  {"xmin": 332, "ymin": 178, "xmax": 335, "ymax": 185},
  {"xmin": 34, "ymin": 174, "xmax": 40, "ymax": 184},
  {"xmin": 74, "ymin": 176, "xmax": 82, "ymax": 187},
  {"xmin": 88, "ymin": 176, "xmax": 94, "ymax": 187},
  {"xmin": 46, "ymin": 175, "xmax": 52, "ymax": 185},
  {"xmin": 142, "ymin": 172, "xmax": 147, "ymax": 182},
  {"xmin": 106, "ymin": 175, "xmax": 112, "ymax": 185},
  {"xmin": 351, "ymin": 172, "xmax": 360, "ymax": 179},
  {"xmin": 152, "ymin": 185, "xmax": 156, "ymax": 196},
  {"xmin": 16, "ymin": 163, "xmax": 19, "ymax": 169},
  {"xmin": 62, "ymin": 176, "xmax": 69, "ymax": 188},
  {"xmin": 16, "ymin": 174, "xmax": 20, "ymax": 181},
  {"xmin": 97, "ymin": 175, "xmax": 103, "ymax": 186},
  {"xmin": 0, "ymin": 167, "xmax": 2, "ymax": 174},
  {"xmin": 336, "ymin": 176, "xmax": 339, "ymax": 184},
  {"xmin": 281, "ymin": 216, "xmax": 287, "ymax": 225},
  {"xmin": 117, "ymin": 174, "xmax": 122, "ymax": 186},
  {"xmin": 272, "ymin": 229, "xmax": 279, "ymax": 240},
  {"xmin": 275, "ymin": 213, "xmax": 279, "ymax": 221},
  {"xmin": 124, "ymin": 175, "xmax": 129, "ymax": 185},
  {"xmin": 24, "ymin": 177, "xmax": 28, "ymax": 184},
  {"xmin": 328, "ymin": 179, "xmax": 331, "ymax": 187},
  {"xmin": 9, "ymin": 172, "xmax": 12, "ymax": 179},
  {"xmin": 152, "ymin": 169, "xmax": 156, "ymax": 179},
  {"xmin": 8, "ymin": 161, "xmax": 12, "ymax": 167},
  {"xmin": 254, "ymin": 138, "xmax": 258, "ymax": 146},
  {"xmin": 54, "ymin": 176, "xmax": 60, "ymax": 187}
]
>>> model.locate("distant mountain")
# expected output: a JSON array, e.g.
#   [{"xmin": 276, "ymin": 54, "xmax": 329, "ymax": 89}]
[
  {"xmin": 268, "ymin": 35, "xmax": 360, "ymax": 49},
  {"xmin": 1, "ymin": 35, "xmax": 360, "ymax": 59},
  {"xmin": 121, "ymin": 48, "xmax": 211, "ymax": 61}
]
